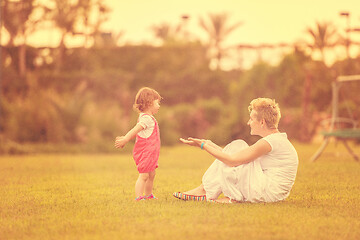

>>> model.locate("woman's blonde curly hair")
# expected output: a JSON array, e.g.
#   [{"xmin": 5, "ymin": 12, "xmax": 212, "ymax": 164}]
[
  {"xmin": 248, "ymin": 98, "xmax": 281, "ymax": 129},
  {"xmin": 133, "ymin": 87, "xmax": 162, "ymax": 112}
]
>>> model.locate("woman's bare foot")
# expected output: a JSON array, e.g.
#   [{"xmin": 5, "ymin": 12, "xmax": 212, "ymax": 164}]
[
  {"xmin": 215, "ymin": 197, "xmax": 239, "ymax": 204},
  {"xmin": 183, "ymin": 184, "xmax": 206, "ymax": 196}
]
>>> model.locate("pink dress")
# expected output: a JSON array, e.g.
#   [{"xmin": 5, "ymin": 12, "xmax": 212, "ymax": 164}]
[{"xmin": 132, "ymin": 114, "xmax": 160, "ymax": 173}]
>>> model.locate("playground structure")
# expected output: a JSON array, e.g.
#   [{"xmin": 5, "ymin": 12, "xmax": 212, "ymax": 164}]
[{"xmin": 310, "ymin": 75, "xmax": 360, "ymax": 162}]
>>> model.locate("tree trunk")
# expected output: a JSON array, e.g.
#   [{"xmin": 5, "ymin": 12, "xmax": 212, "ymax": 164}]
[
  {"xmin": 300, "ymin": 72, "xmax": 312, "ymax": 142},
  {"xmin": 19, "ymin": 40, "xmax": 26, "ymax": 77},
  {"xmin": 56, "ymin": 33, "xmax": 66, "ymax": 73}
]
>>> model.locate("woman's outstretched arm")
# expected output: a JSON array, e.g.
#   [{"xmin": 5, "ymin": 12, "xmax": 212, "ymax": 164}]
[
  {"xmin": 180, "ymin": 137, "xmax": 271, "ymax": 167},
  {"xmin": 180, "ymin": 138, "xmax": 223, "ymax": 151}
]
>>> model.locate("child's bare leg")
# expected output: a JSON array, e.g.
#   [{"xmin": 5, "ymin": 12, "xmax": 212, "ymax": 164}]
[
  {"xmin": 135, "ymin": 173, "xmax": 149, "ymax": 198},
  {"xmin": 144, "ymin": 170, "xmax": 156, "ymax": 196},
  {"xmin": 184, "ymin": 184, "xmax": 206, "ymax": 196}
]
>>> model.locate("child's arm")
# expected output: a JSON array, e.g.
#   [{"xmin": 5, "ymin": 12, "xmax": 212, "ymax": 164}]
[{"xmin": 115, "ymin": 124, "xmax": 144, "ymax": 148}]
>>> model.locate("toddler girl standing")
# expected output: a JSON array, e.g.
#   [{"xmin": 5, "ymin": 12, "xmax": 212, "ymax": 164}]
[{"xmin": 115, "ymin": 87, "xmax": 162, "ymax": 201}]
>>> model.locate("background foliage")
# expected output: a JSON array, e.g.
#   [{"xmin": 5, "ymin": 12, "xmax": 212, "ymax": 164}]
[{"xmin": 1, "ymin": 0, "xmax": 360, "ymax": 154}]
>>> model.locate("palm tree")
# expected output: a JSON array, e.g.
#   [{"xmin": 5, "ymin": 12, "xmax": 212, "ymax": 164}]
[
  {"xmin": 305, "ymin": 21, "xmax": 337, "ymax": 64},
  {"xmin": 304, "ymin": 21, "xmax": 337, "ymax": 141},
  {"xmin": 199, "ymin": 13, "xmax": 242, "ymax": 70},
  {"xmin": 151, "ymin": 23, "xmax": 176, "ymax": 43},
  {"xmin": 2, "ymin": 0, "xmax": 42, "ymax": 76},
  {"xmin": 151, "ymin": 15, "xmax": 192, "ymax": 45},
  {"xmin": 50, "ymin": 0, "xmax": 110, "ymax": 70},
  {"xmin": 80, "ymin": 0, "xmax": 111, "ymax": 48},
  {"xmin": 50, "ymin": 0, "xmax": 82, "ymax": 71}
]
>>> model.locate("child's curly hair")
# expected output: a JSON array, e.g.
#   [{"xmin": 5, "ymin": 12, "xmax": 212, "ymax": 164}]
[
  {"xmin": 248, "ymin": 98, "xmax": 281, "ymax": 129},
  {"xmin": 133, "ymin": 87, "xmax": 162, "ymax": 112}
]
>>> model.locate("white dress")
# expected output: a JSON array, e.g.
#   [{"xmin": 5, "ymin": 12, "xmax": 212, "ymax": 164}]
[{"xmin": 202, "ymin": 133, "xmax": 298, "ymax": 203}]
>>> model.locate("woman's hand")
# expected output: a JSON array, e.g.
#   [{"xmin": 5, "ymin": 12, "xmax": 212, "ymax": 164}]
[
  {"xmin": 179, "ymin": 138, "xmax": 196, "ymax": 147},
  {"xmin": 115, "ymin": 136, "xmax": 127, "ymax": 148},
  {"xmin": 180, "ymin": 137, "xmax": 206, "ymax": 148}
]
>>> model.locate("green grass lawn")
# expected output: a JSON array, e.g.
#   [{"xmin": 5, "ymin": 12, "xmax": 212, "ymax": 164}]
[{"xmin": 0, "ymin": 142, "xmax": 359, "ymax": 240}]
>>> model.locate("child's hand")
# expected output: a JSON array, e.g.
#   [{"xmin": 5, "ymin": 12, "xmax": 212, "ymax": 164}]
[{"xmin": 115, "ymin": 136, "xmax": 127, "ymax": 148}]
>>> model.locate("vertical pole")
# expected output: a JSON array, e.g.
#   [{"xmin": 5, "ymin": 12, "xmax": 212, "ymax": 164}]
[
  {"xmin": 346, "ymin": 14, "xmax": 351, "ymax": 59},
  {"xmin": 310, "ymin": 80, "xmax": 339, "ymax": 162},
  {"xmin": 340, "ymin": 12, "xmax": 351, "ymax": 59},
  {"xmin": 330, "ymin": 81, "xmax": 340, "ymax": 131}
]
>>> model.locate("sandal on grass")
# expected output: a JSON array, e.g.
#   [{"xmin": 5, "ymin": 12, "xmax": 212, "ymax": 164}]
[
  {"xmin": 135, "ymin": 196, "xmax": 145, "ymax": 201},
  {"xmin": 144, "ymin": 194, "xmax": 157, "ymax": 200},
  {"xmin": 173, "ymin": 192, "xmax": 207, "ymax": 201}
]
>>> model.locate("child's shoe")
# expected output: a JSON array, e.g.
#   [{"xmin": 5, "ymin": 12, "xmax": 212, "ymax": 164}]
[
  {"xmin": 144, "ymin": 194, "xmax": 157, "ymax": 200},
  {"xmin": 135, "ymin": 196, "xmax": 145, "ymax": 201}
]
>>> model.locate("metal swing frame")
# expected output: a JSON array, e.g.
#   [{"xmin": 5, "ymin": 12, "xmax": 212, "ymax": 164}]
[{"xmin": 310, "ymin": 75, "xmax": 360, "ymax": 162}]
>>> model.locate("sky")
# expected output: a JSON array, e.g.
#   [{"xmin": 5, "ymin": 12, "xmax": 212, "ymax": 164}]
[
  {"xmin": 14, "ymin": 0, "xmax": 360, "ymax": 68},
  {"xmin": 100, "ymin": 0, "xmax": 359, "ymax": 44},
  {"xmin": 100, "ymin": 0, "xmax": 360, "ymax": 68}
]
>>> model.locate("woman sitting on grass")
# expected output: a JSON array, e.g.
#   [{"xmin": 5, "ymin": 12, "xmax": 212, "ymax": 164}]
[{"xmin": 174, "ymin": 98, "xmax": 298, "ymax": 203}]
